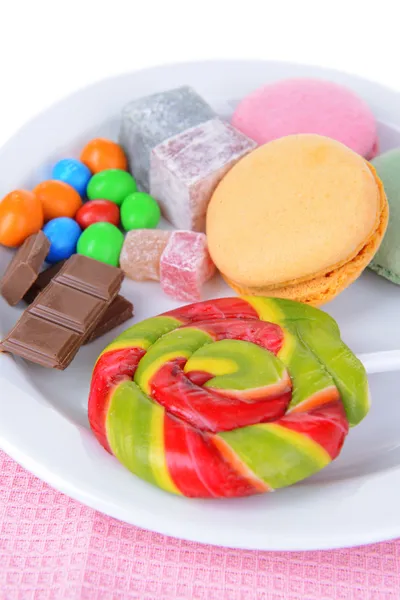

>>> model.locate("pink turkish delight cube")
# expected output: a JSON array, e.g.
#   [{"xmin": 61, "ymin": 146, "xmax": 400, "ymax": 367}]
[
  {"xmin": 160, "ymin": 231, "xmax": 216, "ymax": 302},
  {"xmin": 150, "ymin": 118, "xmax": 256, "ymax": 232},
  {"xmin": 120, "ymin": 229, "xmax": 171, "ymax": 281}
]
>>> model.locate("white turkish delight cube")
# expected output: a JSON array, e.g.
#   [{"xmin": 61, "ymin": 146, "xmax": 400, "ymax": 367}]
[{"xmin": 149, "ymin": 118, "xmax": 257, "ymax": 231}]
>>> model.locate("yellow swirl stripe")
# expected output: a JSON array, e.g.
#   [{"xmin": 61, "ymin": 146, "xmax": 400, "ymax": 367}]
[
  {"xmin": 97, "ymin": 338, "xmax": 150, "ymax": 362},
  {"xmin": 135, "ymin": 328, "xmax": 214, "ymax": 394},
  {"xmin": 105, "ymin": 380, "xmax": 181, "ymax": 495},
  {"xmin": 278, "ymin": 330, "xmax": 296, "ymax": 364},
  {"xmin": 244, "ymin": 296, "xmax": 285, "ymax": 324},
  {"xmin": 218, "ymin": 421, "xmax": 331, "ymax": 489},
  {"xmin": 212, "ymin": 436, "xmax": 271, "ymax": 493},
  {"xmin": 261, "ymin": 423, "xmax": 331, "ymax": 468},
  {"xmin": 102, "ymin": 316, "xmax": 183, "ymax": 357},
  {"xmin": 288, "ymin": 385, "xmax": 340, "ymax": 413},
  {"xmin": 149, "ymin": 404, "xmax": 181, "ymax": 495}
]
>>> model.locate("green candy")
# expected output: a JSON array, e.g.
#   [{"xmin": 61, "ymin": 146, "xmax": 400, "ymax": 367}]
[
  {"xmin": 120, "ymin": 192, "xmax": 161, "ymax": 230},
  {"xmin": 87, "ymin": 169, "xmax": 137, "ymax": 206},
  {"xmin": 77, "ymin": 222, "xmax": 124, "ymax": 266}
]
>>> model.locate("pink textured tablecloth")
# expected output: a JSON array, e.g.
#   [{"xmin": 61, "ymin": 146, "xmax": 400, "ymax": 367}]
[{"xmin": 1, "ymin": 450, "xmax": 399, "ymax": 600}]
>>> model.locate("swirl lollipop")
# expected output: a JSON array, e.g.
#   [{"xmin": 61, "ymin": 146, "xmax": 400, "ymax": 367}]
[{"xmin": 88, "ymin": 297, "xmax": 369, "ymax": 498}]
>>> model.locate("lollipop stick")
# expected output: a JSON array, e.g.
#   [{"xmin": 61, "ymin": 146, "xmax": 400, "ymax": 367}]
[{"xmin": 357, "ymin": 350, "xmax": 400, "ymax": 375}]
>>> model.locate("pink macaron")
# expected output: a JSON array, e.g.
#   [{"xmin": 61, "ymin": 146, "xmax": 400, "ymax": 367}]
[{"xmin": 231, "ymin": 78, "xmax": 378, "ymax": 159}]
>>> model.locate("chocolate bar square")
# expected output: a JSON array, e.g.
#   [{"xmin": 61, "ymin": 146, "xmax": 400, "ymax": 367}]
[{"xmin": 29, "ymin": 282, "xmax": 106, "ymax": 334}]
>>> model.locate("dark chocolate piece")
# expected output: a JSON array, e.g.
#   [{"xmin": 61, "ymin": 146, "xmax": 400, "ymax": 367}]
[
  {"xmin": 0, "ymin": 232, "xmax": 50, "ymax": 306},
  {"xmin": 0, "ymin": 255, "xmax": 123, "ymax": 369},
  {"xmin": 85, "ymin": 295, "xmax": 134, "ymax": 343},
  {"xmin": 23, "ymin": 261, "xmax": 65, "ymax": 304}
]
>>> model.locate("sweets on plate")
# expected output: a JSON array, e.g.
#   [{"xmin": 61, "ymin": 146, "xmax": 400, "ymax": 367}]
[
  {"xmin": 88, "ymin": 296, "xmax": 369, "ymax": 498},
  {"xmin": 43, "ymin": 217, "xmax": 82, "ymax": 264},
  {"xmin": 119, "ymin": 86, "xmax": 215, "ymax": 191},
  {"xmin": 76, "ymin": 222, "xmax": 124, "ymax": 267},
  {"xmin": 52, "ymin": 158, "xmax": 92, "ymax": 198},
  {"xmin": 87, "ymin": 169, "xmax": 137, "ymax": 206},
  {"xmin": 77, "ymin": 222, "xmax": 124, "ymax": 267},
  {"xmin": 120, "ymin": 192, "xmax": 160, "ymax": 231},
  {"xmin": 120, "ymin": 229, "xmax": 215, "ymax": 301},
  {"xmin": 75, "ymin": 200, "xmax": 120, "ymax": 230},
  {"xmin": 85, "ymin": 295, "xmax": 133, "ymax": 343},
  {"xmin": 0, "ymin": 255, "xmax": 123, "ymax": 369},
  {"xmin": 0, "ymin": 190, "xmax": 43, "ymax": 248},
  {"xmin": 33, "ymin": 180, "xmax": 82, "ymax": 221},
  {"xmin": 80, "ymin": 138, "xmax": 127, "ymax": 173},
  {"xmin": 23, "ymin": 261, "xmax": 66, "ymax": 303},
  {"xmin": 150, "ymin": 118, "xmax": 256, "ymax": 231},
  {"xmin": 232, "ymin": 78, "xmax": 379, "ymax": 159},
  {"xmin": 23, "ymin": 260, "xmax": 133, "ymax": 343},
  {"xmin": 160, "ymin": 231, "xmax": 216, "ymax": 302},
  {"xmin": 369, "ymin": 149, "xmax": 400, "ymax": 284},
  {"xmin": 0, "ymin": 231, "xmax": 50, "ymax": 306},
  {"xmin": 206, "ymin": 134, "xmax": 388, "ymax": 305},
  {"xmin": 120, "ymin": 229, "xmax": 171, "ymax": 281},
  {"xmin": 53, "ymin": 254, "xmax": 123, "ymax": 299}
]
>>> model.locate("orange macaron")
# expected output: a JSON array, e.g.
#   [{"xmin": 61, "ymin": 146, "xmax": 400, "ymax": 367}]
[{"xmin": 206, "ymin": 134, "xmax": 388, "ymax": 305}]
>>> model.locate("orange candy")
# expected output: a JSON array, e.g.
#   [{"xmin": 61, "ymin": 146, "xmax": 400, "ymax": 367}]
[
  {"xmin": 80, "ymin": 138, "xmax": 127, "ymax": 174},
  {"xmin": 0, "ymin": 190, "xmax": 43, "ymax": 247},
  {"xmin": 34, "ymin": 180, "xmax": 82, "ymax": 221}
]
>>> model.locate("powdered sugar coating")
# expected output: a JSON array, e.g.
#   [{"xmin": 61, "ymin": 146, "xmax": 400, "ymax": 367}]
[
  {"xmin": 119, "ymin": 86, "xmax": 215, "ymax": 190},
  {"xmin": 150, "ymin": 118, "xmax": 256, "ymax": 231},
  {"xmin": 120, "ymin": 230, "xmax": 171, "ymax": 281},
  {"xmin": 160, "ymin": 231, "xmax": 216, "ymax": 302}
]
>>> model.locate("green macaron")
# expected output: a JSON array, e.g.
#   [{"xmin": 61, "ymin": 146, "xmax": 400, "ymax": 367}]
[{"xmin": 370, "ymin": 149, "xmax": 400, "ymax": 283}]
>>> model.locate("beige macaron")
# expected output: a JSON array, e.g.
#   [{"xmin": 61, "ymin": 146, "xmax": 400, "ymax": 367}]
[{"xmin": 206, "ymin": 134, "xmax": 388, "ymax": 305}]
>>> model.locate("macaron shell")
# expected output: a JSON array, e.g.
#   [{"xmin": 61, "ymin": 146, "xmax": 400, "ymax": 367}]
[
  {"xmin": 222, "ymin": 167, "xmax": 388, "ymax": 305},
  {"xmin": 231, "ymin": 78, "xmax": 378, "ymax": 159},
  {"xmin": 223, "ymin": 202, "xmax": 388, "ymax": 306},
  {"xmin": 207, "ymin": 135, "xmax": 384, "ymax": 291},
  {"xmin": 369, "ymin": 149, "xmax": 400, "ymax": 283}
]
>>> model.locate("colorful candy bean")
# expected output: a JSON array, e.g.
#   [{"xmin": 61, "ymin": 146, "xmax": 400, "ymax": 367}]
[
  {"xmin": 52, "ymin": 158, "xmax": 92, "ymax": 197},
  {"xmin": 0, "ymin": 190, "xmax": 43, "ymax": 247},
  {"xmin": 43, "ymin": 217, "xmax": 82, "ymax": 263},
  {"xmin": 120, "ymin": 192, "xmax": 160, "ymax": 230},
  {"xmin": 80, "ymin": 138, "xmax": 127, "ymax": 173},
  {"xmin": 75, "ymin": 200, "xmax": 120, "ymax": 230},
  {"xmin": 34, "ymin": 180, "xmax": 82, "ymax": 221},
  {"xmin": 86, "ymin": 169, "xmax": 136, "ymax": 206},
  {"xmin": 77, "ymin": 222, "xmax": 124, "ymax": 267}
]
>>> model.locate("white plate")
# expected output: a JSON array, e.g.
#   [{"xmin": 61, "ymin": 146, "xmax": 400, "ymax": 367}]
[{"xmin": 1, "ymin": 60, "xmax": 400, "ymax": 551}]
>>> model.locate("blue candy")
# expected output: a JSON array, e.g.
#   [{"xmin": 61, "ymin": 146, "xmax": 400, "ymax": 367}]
[
  {"xmin": 52, "ymin": 158, "xmax": 92, "ymax": 197},
  {"xmin": 43, "ymin": 217, "xmax": 82, "ymax": 264}
]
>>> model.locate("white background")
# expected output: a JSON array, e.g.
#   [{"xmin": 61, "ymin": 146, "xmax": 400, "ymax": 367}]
[{"xmin": 0, "ymin": 1, "xmax": 398, "ymax": 147}]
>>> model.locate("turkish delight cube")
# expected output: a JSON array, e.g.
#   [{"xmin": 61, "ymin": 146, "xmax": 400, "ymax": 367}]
[
  {"xmin": 119, "ymin": 86, "xmax": 215, "ymax": 191},
  {"xmin": 150, "ymin": 118, "xmax": 257, "ymax": 231},
  {"xmin": 120, "ymin": 229, "xmax": 171, "ymax": 281},
  {"xmin": 160, "ymin": 231, "xmax": 216, "ymax": 302}
]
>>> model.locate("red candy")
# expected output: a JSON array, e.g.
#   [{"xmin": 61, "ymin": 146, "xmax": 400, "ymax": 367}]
[{"xmin": 75, "ymin": 200, "xmax": 120, "ymax": 230}]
